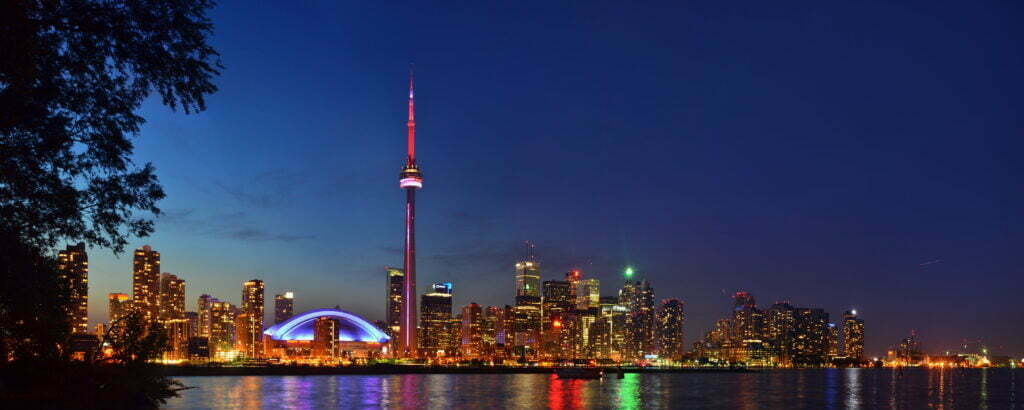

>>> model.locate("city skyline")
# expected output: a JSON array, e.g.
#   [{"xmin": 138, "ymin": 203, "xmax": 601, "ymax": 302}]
[
  {"xmin": 66, "ymin": 240, "xmax": 1005, "ymax": 359},
  {"xmin": 66, "ymin": 2, "xmax": 1022, "ymax": 358}
]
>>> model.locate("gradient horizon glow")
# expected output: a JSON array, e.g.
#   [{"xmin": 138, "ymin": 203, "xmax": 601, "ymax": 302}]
[{"xmin": 80, "ymin": 2, "xmax": 1023, "ymax": 358}]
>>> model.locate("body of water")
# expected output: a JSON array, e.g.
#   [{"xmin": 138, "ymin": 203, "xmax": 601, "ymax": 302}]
[{"xmin": 166, "ymin": 368, "xmax": 1022, "ymax": 409}]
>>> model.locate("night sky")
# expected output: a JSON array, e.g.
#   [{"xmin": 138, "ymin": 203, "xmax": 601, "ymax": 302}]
[{"xmin": 84, "ymin": 1, "xmax": 1023, "ymax": 357}]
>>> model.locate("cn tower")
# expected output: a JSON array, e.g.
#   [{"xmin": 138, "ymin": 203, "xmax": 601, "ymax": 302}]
[{"xmin": 397, "ymin": 66, "xmax": 422, "ymax": 357}]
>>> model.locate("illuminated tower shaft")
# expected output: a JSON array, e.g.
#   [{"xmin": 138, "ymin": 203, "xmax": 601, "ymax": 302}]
[{"xmin": 398, "ymin": 68, "xmax": 423, "ymax": 356}]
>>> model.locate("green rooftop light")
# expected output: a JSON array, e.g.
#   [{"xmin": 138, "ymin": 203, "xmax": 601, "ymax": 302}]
[{"xmin": 624, "ymin": 267, "xmax": 634, "ymax": 278}]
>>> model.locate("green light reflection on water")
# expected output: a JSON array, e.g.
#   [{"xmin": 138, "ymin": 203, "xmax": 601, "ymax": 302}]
[{"xmin": 617, "ymin": 373, "xmax": 640, "ymax": 409}]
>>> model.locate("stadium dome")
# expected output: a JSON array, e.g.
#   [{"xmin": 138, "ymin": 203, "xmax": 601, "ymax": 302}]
[{"xmin": 263, "ymin": 308, "xmax": 390, "ymax": 343}]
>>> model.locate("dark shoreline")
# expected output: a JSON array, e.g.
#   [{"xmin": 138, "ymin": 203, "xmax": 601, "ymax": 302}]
[{"xmin": 161, "ymin": 365, "xmax": 757, "ymax": 377}]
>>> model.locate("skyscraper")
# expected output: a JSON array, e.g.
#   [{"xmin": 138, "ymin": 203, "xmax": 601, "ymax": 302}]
[
  {"xmin": 164, "ymin": 318, "xmax": 191, "ymax": 360},
  {"xmin": 657, "ymin": 299, "xmax": 685, "ymax": 360},
  {"xmin": 515, "ymin": 259, "xmax": 541, "ymax": 298},
  {"xmin": 107, "ymin": 292, "xmax": 131, "ymax": 325},
  {"xmin": 197, "ymin": 294, "xmax": 215, "ymax": 338},
  {"xmin": 274, "ymin": 292, "xmax": 294, "ymax": 324},
  {"xmin": 397, "ymin": 68, "xmax": 423, "ymax": 358},
  {"xmin": 564, "ymin": 270, "xmax": 581, "ymax": 302},
  {"xmin": 159, "ymin": 273, "xmax": 186, "ymax": 320},
  {"xmin": 240, "ymin": 279, "xmax": 265, "ymax": 357},
  {"xmin": 419, "ymin": 282, "xmax": 452, "ymax": 356},
  {"xmin": 131, "ymin": 245, "xmax": 161, "ymax": 324},
  {"xmin": 625, "ymin": 280, "xmax": 655, "ymax": 359},
  {"xmin": 385, "ymin": 267, "xmax": 404, "ymax": 338},
  {"xmin": 57, "ymin": 243, "xmax": 88, "ymax": 334},
  {"xmin": 541, "ymin": 280, "xmax": 572, "ymax": 356},
  {"xmin": 481, "ymin": 306, "xmax": 501, "ymax": 357},
  {"xmin": 513, "ymin": 257, "xmax": 542, "ymax": 354},
  {"xmin": 764, "ymin": 301, "xmax": 796, "ymax": 365},
  {"xmin": 731, "ymin": 291, "xmax": 763, "ymax": 341},
  {"xmin": 576, "ymin": 278, "xmax": 600, "ymax": 309},
  {"xmin": 460, "ymin": 303, "xmax": 483, "ymax": 357},
  {"xmin": 792, "ymin": 308, "xmax": 830, "ymax": 366},
  {"xmin": 827, "ymin": 323, "xmax": 840, "ymax": 358},
  {"xmin": 843, "ymin": 310, "xmax": 865, "ymax": 359},
  {"xmin": 209, "ymin": 300, "xmax": 236, "ymax": 353},
  {"xmin": 184, "ymin": 311, "xmax": 199, "ymax": 338}
]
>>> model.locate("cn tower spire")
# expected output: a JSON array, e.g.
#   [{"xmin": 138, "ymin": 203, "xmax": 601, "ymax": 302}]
[{"xmin": 407, "ymin": 64, "xmax": 415, "ymax": 164}]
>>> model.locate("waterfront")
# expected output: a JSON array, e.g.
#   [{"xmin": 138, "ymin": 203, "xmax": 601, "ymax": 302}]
[{"xmin": 166, "ymin": 368, "xmax": 1022, "ymax": 409}]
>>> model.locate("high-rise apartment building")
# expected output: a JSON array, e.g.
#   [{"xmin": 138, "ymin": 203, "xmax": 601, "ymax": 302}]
[
  {"xmin": 657, "ymin": 299, "xmax": 685, "ymax": 359},
  {"xmin": 792, "ymin": 308, "xmax": 830, "ymax": 366},
  {"xmin": 159, "ymin": 273, "xmax": 186, "ymax": 320},
  {"xmin": 240, "ymin": 279, "xmax": 265, "ymax": 357},
  {"xmin": 107, "ymin": 292, "xmax": 131, "ymax": 325},
  {"xmin": 385, "ymin": 267, "xmax": 404, "ymax": 338},
  {"xmin": 131, "ymin": 245, "xmax": 161, "ymax": 324},
  {"xmin": 843, "ymin": 310, "xmax": 865, "ymax": 359},
  {"xmin": 764, "ymin": 301, "xmax": 796, "ymax": 365},
  {"xmin": 197, "ymin": 294, "xmax": 215, "ymax": 338},
  {"xmin": 184, "ymin": 311, "xmax": 199, "ymax": 338},
  {"xmin": 164, "ymin": 318, "xmax": 191, "ymax": 360},
  {"xmin": 419, "ymin": 282, "xmax": 453, "ymax": 356},
  {"xmin": 274, "ymin": 292, "xmax": 294, "ymax": 324},
  {"xmin": 600, "ymin": 296, "xmax": 629, "ymax": 358},
  {"xmin": 209, "ymin": 300, "xmax": 236, "ymax": 353},
  {"xmin": 731, "ymin": 291, "xmax": 762, "ymax": 341},
  {"xmin": 312, "ymin": 317, "xmax": 339, "ymax": 358},
  {"xmin": 625, "ymin": 280, "xmax": 655, "ymax": 359},
  {"xmin": 827, "ymin": 323, "xmax": 840, "ymax": 358},
  {"xmin": 57, "ymin": 243, "xmax": 89, "ymax": 334}
]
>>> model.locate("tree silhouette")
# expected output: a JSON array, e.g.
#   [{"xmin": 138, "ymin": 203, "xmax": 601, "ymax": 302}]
[{"xmin": 0, "ymin": 0, "xmax": 220, "ymax": 407}]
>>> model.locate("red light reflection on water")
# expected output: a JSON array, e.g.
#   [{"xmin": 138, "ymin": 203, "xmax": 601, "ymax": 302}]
[{"xmin": 548, "ymin": 374, "xmax": 585, "ymax": 409}]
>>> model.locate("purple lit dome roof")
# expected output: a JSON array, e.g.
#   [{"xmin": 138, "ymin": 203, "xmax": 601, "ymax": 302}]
[{"xmin": 263, "ymin": 308, "xmax": 390, "ymax": 343}]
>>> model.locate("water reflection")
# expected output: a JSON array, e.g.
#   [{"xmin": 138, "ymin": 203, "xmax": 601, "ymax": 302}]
[
  {"xmin": 547, "ymin": 375, "xmax": 585, "ymax": 409},
  {"xmin": 167, "ymin": 369, "xmax": 1024, "ymax": 409},
  {"xmin": 617, "ymin": 373, "xmax": 640, "ymax": 409},
  {"xmin": 824, "ymin": 369, "xmax": 837, "ymax": 408},
  {"xmin": 980, "ymin": 368, "xmax": 988, "ymax": 410},
  {"xmin": 241, "ymin": 377, "xmax": 262, "ymax": 409},
  {"xmin": 844, "ymin": 368, "xmax": 861, "ymax": 409}
]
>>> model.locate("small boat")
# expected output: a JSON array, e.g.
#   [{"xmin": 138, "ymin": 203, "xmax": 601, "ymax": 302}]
[{"xmin": 556, "ymin": 367, "xmax": 604, "ymax": 379}]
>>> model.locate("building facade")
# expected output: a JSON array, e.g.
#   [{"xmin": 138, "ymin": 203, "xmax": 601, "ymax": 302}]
[
  {"xmin": 197, "ymin": 294, "xmax": 215, "ymax": 338},
  {"xmin": 209, "ymin": 300, "xmax": 236, "ymax": 353},
  {"xmin": 131, "ymin": 245, "xmax": 161, "ymax": 324},
  {"xmin": 385, "ymin": 267, "xmax": 404, "ymax": 338},
  {"xmin": 159, "ymin": 273, "xmax": 186, "ymax": 320},
  {"xmin": 577, "ymin": 279, "xmax": 600, "ymax": 310},
  {"xmin": 460, "ymin": 303, "xmax": 483, "ymax": 357},
  {"xmin": 274, "ymin": 292, "xmax": 295, "ymax": 324},
  {"xmin": 419, "ymin": 283, "xmax": 453, "ymax": 356},
  {"xmin": 240, "ymin": 279, "xmax": 265, "ymax": 357},
  {"xmin": 843, "ymin": 310, "xmax": 865, "ymax": 359},
  {"xmin": 107, "ymin": 293, "xmax": 131, "ymax": 327},
  {"xmin": 57, "ymin": 243, "xmax": 89, "ymax": 334},
  {"xmin": 657, "ymin": 299, "xmax": 685, "ymax": 360}
]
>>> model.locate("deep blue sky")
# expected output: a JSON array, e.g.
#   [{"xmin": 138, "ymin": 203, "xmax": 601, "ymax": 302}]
[{"xmin": 85, "ymin": 1, "xmax": 1022, "ymax": 357}]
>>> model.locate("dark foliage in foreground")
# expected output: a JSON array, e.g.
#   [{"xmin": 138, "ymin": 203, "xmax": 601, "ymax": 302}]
[{"xmin": 0, "ymin": 0, "xmax": 220, "ymax": 407}]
